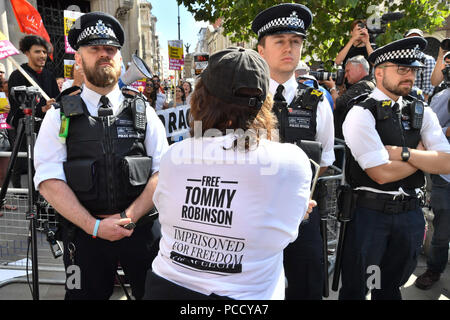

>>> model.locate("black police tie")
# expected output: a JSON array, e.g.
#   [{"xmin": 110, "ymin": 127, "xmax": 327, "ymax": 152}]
[
  {"xmin": 274, "ymin": 84, "xmax": 286, "ymax": 103},
  {"xmin": 273, "ymin": 84, "xmax": 287, "ymax": 140},
  {"xmin": 392, "ymin": 102, "xmax": 400, "ymax": 113},
  {"xmin": 98, "ymin": 95, "xmax": 113, "ymax": 117}
]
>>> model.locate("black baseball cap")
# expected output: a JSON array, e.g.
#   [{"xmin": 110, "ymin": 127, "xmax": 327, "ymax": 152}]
[
  {"xmin": 200, "ymin": 47, "xmax": 269, "ymax": 109},
  {"xmin": 68, "ymin": 12, "xmax": 124, "ymax": 50}
]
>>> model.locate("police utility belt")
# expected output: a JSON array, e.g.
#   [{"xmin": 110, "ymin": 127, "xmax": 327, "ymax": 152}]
[{"xmin": 355, "ymin": 190, "xmax": 420, "ymax": 215}]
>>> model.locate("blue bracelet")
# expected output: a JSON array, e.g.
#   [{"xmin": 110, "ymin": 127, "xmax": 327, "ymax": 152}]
[{"xmin": 92, "ymin": 219, "xmax": 101, "ymax": 238}]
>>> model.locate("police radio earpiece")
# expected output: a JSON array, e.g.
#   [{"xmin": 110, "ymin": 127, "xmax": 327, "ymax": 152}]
[
  {"xmin": 131, "ymin": 97, "xmax": 147, "ymax": 131},
  {"xmin": 410, "ymin": 100, "xmax": 424, "ymax": 129}
]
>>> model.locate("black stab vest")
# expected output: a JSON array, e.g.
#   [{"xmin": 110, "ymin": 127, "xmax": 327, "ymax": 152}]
[
  {"xmin": 346, "ymin": 97, "xmax": 425, "ymax": 192},
  {"xmin": 273, "ymin": 82, "xmax": 321, "ymax": 143},
  {"xmin": 60, "ymin": 95, "xmax": 151, "ymax": 215}
]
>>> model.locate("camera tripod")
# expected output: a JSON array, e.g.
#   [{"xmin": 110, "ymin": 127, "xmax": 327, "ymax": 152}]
[{"xmin": 0, "ymin": 86, "xmax": 43, "ymax": 300}]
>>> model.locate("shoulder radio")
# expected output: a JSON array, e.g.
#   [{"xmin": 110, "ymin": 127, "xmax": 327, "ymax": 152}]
[{"xmin": 131, "ymin": 97, "xmax": 147, "ymax": 131}]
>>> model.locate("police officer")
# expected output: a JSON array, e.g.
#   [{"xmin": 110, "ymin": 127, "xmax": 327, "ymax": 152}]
[
  {"xmin": 33, "ymin": 12, "xmax": 169, "ymax": 300},
  {"xmin": 252, "ymin": 3, "xmax": 335, "ymax": 300},
  {"xmin": 340, "ymin": 37, "xmax": 450, "ymax": 300}
]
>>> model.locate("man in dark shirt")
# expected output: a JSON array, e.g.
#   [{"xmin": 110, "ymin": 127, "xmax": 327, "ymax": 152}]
[
  {"xmin": 334, "ymin": 55, "xmax": 375, "ymax": 140},
  {"xmin": 335, "ymin": 20, "xmax": 375, "ymax": 67},
  {"xmin": 7, "ymin": 35, "xmax": 59, "ymax": 187}
]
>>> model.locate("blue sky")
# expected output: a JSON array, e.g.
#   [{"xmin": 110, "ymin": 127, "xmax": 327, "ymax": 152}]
[{"xmin": 148, "ymin": 0, "xmax": 208, "ymax": 58}]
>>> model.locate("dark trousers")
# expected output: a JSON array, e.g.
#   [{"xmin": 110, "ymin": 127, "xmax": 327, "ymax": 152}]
[
  {"xmin": 338, "ymin": 206, "xmax": 425, "ymax": 300},
  {"xmin": 7, "ymin": 128, "xmax": 27, "ymax": 188},
  {"xmin": 428, "ymin": 175, "xmax": 450, "ymax": 273},
  {"xmin": 62, "ymin": 222, "xmax": 158, "ymax": 300},
  {"xmin": 283, "ymin": 207, "xmax": 324, "ymax": 300},
  {"xmin": 144, "ymin": 271, "xmax": 232, "ymax": 300}
]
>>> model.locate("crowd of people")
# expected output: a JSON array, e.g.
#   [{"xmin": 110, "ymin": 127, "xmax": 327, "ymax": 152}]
[{"xmin": 0, "ymin": 4, "xmax": 448, "ymax": 301}]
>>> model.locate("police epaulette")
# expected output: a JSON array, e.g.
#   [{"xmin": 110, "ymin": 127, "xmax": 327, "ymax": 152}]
[
  {"xmin": 360, "ymin": 98, "xmax": 393, "ymax": 121},
  {"xmin": 358, "ymin": 97, "xmax": 379, "ymax": 110},
  {"xmin": 404, "ymin": 93, "xmax": 428, "ymax": 106},
  {"xmin": 347, "ymin": 92, "xmax": 370, "ymax": 107}
]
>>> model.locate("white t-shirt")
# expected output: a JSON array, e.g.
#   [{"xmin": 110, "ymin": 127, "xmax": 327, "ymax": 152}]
[
  {"xmin": 151, "ymin": 134, "xmax": 312, "ymax": 300},
  {"xmin": 155, "ymin": 92, "xmax": 166, "ymax": 111},
  {"xmin": 33, "ymin": 85, "xmax": 169, "ymax": 188},
  {"xmin": 269, "ymin": 76, "xmax": 335, "ymax": 167}
]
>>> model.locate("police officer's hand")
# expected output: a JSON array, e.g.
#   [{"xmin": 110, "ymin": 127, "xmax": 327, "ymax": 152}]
[
  {"xmin": 385, "ymin": 145, "xmax": 402, "ymax": 161},
  {"xmin": 97, "ymin": 214, "xmax": 134, "ymax": 241}
]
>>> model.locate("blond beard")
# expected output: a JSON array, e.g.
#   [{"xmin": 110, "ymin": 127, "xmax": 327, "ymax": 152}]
[{"xmin": 82, "ymin": 57, "xmax": 121, "ymax": 88}]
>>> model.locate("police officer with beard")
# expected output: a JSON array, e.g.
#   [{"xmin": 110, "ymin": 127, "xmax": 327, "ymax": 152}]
[
  {"xmin": 252, "ymin": 3, "xmax": 335, "ymax": 300},
  {"xmin": 33, "ymin": 12, "xmax": 168, "ymax": 300},
  {"xmin": 340, "ymin": 37, "xmax": 450, "ymax": 300}
]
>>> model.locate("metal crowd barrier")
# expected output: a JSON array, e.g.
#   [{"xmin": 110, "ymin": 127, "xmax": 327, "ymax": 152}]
[
  {"xmin": 318, "ymin": 140, "xmax": 347, "ymax": 276},
  {"xmin": 0, "ymin": 150, "xmax": 65, "ymax": 293}
]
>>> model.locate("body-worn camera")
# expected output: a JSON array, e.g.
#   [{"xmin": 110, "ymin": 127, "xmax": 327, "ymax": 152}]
[
  {"xmin": 310, "ymin": 67, "xmax": 345, "ymax": 86},
  {"xmin": 10, "ymin": 86, "xmax": 41, "ymax": 109}
]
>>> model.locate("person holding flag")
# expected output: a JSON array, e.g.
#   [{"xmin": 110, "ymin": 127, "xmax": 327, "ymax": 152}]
[{"xmin": 6, "ymin": 35, "xmax": 59, "ymax": 188}]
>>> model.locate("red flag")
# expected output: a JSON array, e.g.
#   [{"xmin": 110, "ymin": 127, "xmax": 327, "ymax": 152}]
[{"xmin": 10, "ymin": 0, "xmax": 53, "ymax": 59}]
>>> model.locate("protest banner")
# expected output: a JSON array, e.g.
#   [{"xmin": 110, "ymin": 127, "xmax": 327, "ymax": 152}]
[
  {"xmin": 64, "ymin": 59, "xmax": 75, "ymax": 79},
  {"xmin": 64, "ymin": 10, "xmax": 84, "ymax": 54},
  {"xmin": 168, "ymin": 40, "xmax": 184, "ymax": 71},
  {"xmin": 156, "ymin": 104, "xmax": 190, "ymax": 138},
  {"xmin": 0, "ymin": 92, "xmax": 11, "ymax": 129}
]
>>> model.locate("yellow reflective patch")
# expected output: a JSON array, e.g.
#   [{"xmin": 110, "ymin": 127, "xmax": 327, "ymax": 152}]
[
  {"xmin": 311, "ymin": 89, "xmax": 323, "ymax": 97},
  {"xmin": 381, "ymin": 100, "xmax": 392, "ymax": 107}
]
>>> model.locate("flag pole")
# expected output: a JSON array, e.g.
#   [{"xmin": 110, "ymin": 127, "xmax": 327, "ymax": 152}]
[{"xmin": 7, "ymin": 56, "xmax": 51, "ymax": 101}]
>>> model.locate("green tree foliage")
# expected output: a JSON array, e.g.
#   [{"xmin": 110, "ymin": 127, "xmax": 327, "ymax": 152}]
[{"xmin": 178, "ymin": 0, "xmax": 449, "ymax": 67}]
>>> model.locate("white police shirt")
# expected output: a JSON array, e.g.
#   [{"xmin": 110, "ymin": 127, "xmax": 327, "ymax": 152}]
[
  {"xmin": 151, "ymin": 134, "xmax": 312, "ymax": 300},
  {"xmin": 269, "ymin": 75, "xmax": 335, "ymax": 167},
  {"xmin": 343, "ymin": 87, "xmax": 450, "ymax": 195},
  {"xmin": 33, "ymin": 85, "xmax": 169, "ymax": 189}
]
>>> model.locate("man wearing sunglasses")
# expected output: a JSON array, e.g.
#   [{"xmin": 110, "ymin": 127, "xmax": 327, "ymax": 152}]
[{"xmin": 340, "ymin": 37, "xmax": 450, "ymax": 300}]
